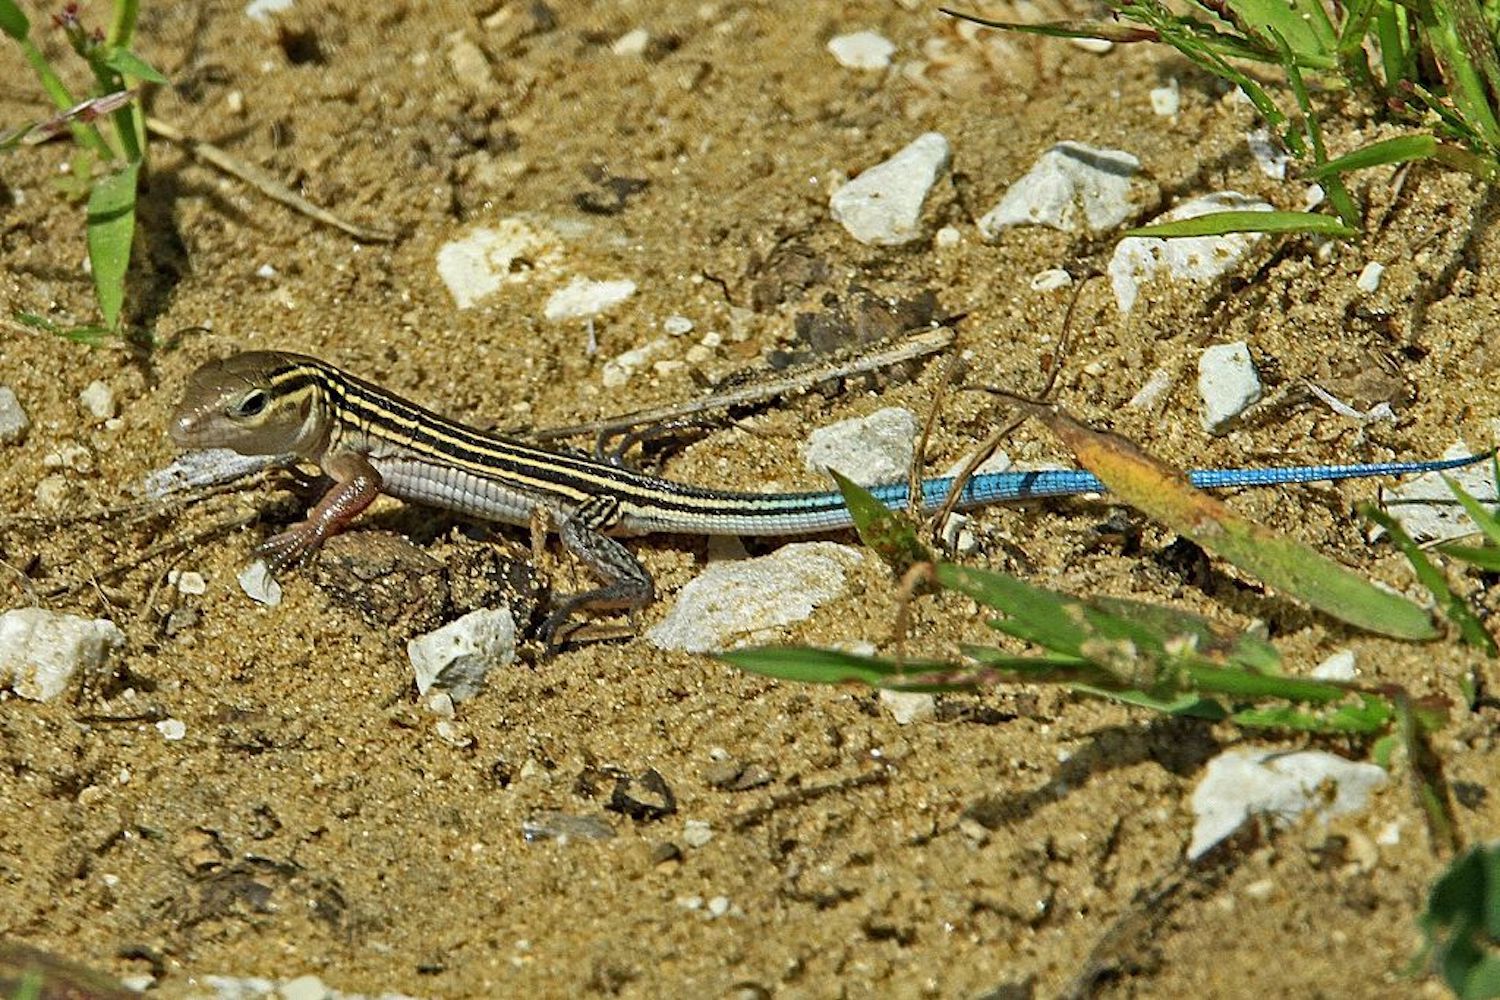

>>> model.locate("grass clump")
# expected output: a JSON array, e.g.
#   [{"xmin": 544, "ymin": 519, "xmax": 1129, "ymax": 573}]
[
  {"xmin": 943, "ymin": 0, "xmax": 1500, "ymax": 236},
  {"xmin": 0, "ymin": 0, "xmax": 166, "ymax": 344}
]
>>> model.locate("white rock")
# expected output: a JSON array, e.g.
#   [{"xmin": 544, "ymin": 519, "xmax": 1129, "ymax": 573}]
[
  {"xmin": 1356, "ymin": 261, "xmax": 1385, "ymax": 293},
  {"xmin": 176, "ymin": 571, "xmax": 208, "ymax": 596},
  {"xmin": 803, "ymin": 407, "xmax": 918, "ymax": 486},
  {"xmin": 707, "ymin": 895, "xmax": 732, "ymax": 918},
  {"xmin": 978, "ymin": 142, "xmax": 1140, "ymax": 237},
  {"xmin": 0, "ymin": 386, "xmax": 29, "ymax": 444},
  {"xmin": 1127, "ymin": 367, "xmax": 1174, "ymax": 409},
  {"xmin": 447, "ymin": 32, "xmax": 495, "ymax": 91},
  {"xmin": 1311, "ymin": 649, "xmax": 1357, "ymax": 681},
  {"xmin": 1246, "ymin": 129, "xmax": 1290, "ymax": 179},
  {"xmin": 408, "ymin": 607, "xmax": 517, "ymax": 702},
  {"xmin": 79, "ymin": 380, "xmax": 116, "ymax": 420},
  {"xmin": 646, "ymin": 542, "xmax": 866, "ymax": 652},
  {"xmin": 435, "ymin": 220, "xmax": 563, "ymax": 309},
  {"xmin": 829, "ymin": 132, "xmax": 950, "ymax": 246},
  {"xmin": 156, "ymin": 718, "xmax": 187, "ymax": 740},
  {"xmin": 934, "ymin": 225, "xmax": 962, "ymax": 248},
  {"xmin": 237, "ymin": 561, "xmax": 282, "ymax": 607},
  {"xmin": 544, "ymin": 277, "xmax": 637, "ymax": 322},
  {"xmin": 663, "ymin": 314, "xmax": 694, "ymax": 336},
  {"xmin": 1150, "ymin": 78, "xmax": 1180, "ymax": 116},
  {"xmin": 601, "ymin": 337, "xmax": 670, "ymax": 388},
  {"xmin": 244, "ymin": 0, "xmax": 293, "ymax": 22},
  {"xmin": 1383, "ymin": 442, "xmax": 1498, "ymax": 543},
  {"xmin": 1070, "ymin": 37, "xmax": 1113, "ymax": 53},
  {"xmin": 827, "ymin": 30, "xmax": 896, "ymax": 70},
  {"xmin": 612, "ymin": 27, "xmax": 650, "ymax": 56},
  {"xmin": 682, "ymin": 819, "xmax": 714, "ymax": 848},
  {"xmin": 1197, "ymin": 342, "xmax": 1262, "ymax": 433},
  {"xmin": 0, "ymin": 608, "xmax": 124, "ymax": 701},
  {"xmin": 1189, "ymin": 748, "xmax": 1388, "ymax": 858},
  {"xmin": 277, "ymin": 975, "xmax": 330, "ymax": 1000},
  {"xmin": 1030, "ymin": 268, "xmax": 1073, "ymax": 291},
  {"xmin": 1109, "ymin": 192, "xmax": 1273, "ymax": 314},
  {"xmin": 880, "ymin": 689, "xmax": 936, "ymax": 725}
]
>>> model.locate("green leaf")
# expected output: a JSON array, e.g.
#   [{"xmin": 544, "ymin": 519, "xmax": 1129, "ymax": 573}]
[
  {"xmin": 829, "ymin": 470, "xmax": 931, "ymax": 572},
  {"xmin": 1419, "ymin": 843, "xmax": 1500, "ymax": 998},
  {"xmin": 103, "ymin": 46, "xmax": 168, "ymax": 83},
  {"xmin": 1439, "ymin": 543, "xmax": 1500, "ymax": 570},
  {"xmin": 85, "ymin": 160, "xmax": 140, "ymax": 331},
  {"xmin": 1364, "ymin": 505, "xmax": 1497, "ymax": 655},
  {"xmin": 1305, "ymin": 135, "xmax": 1440, "ymax": 179},
  {"xmin": 0, "ymin": 0, "xmax": 29, "ymax": 40},
  {"xmin": 1125, "ymin": 210, "xmax": 1359, "ymax": 238},
  {"xmin": 1444, "ymin": 473, "xmax": 1500, "ymax": 547},
  {"xmin": 1229, "ymin": 693, "xmax": 1393, "ymax": 734},
  {"xmin": 1028, "ymin": 407, "xmax": 1439, "ymax": 640},
  {"xmin": 719, "ymin": 646, "xmax": 946, "ymax": 687},
  {"xmin": 1225, "ymin": 0, "xmax": 1337, "ymax": 66}
]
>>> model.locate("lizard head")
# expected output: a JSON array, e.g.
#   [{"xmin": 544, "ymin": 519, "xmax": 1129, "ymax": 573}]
[{"xmin": 170, "ymin": 351, "xmax": 332, "ymax": 459}]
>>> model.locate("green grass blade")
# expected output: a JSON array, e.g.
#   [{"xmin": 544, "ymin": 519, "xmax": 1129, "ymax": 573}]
[
  {"xmin": 829, "ymin": 470, "xmax": 931, "ymax": 572},
  {"xmin": 1443, "ymin": 474, "xmax": 1500, "ymax": 546},
  {"xmin": 1229, "ymin": 694, "xmax": 1393, "ymax": 734},
  {"xmin": 85, "ymin": 160, "xmax": 139, "ymax": 331},
  {"xmin": 1269, "ymin": 26, "xmax": 1361, "ymax": 228},
  {"xmin": 1125, "ymin": 210, "xmax": 1358, "ymax": 237},
  {"xmin": 718, "ymin": 646, "xmax": 907, "ymax": 685},
  {"xmin": 1305, "ymin": 134, "xmax": 1440, "ymax": 178},
  {"xmin": 1437, "ymin": 543, "xmax": 1500, "ymax": 570},
  {"xmin": 0, "ymin": 0, "xmax": 28, "ymax": 40},
  {"xmin": 1364, "ymin": 505, "xmax": 1497, "ymax": 654},
  {"xmin": 1029, "ymin": 405, "xmax": 1437, "ymax": 639},
  {"xmin": 1418, "ymin": 0, "xmax": 1500, "ymax": 147},
  {"xmin": 103, "ymin": 47, "xmax": 168, "ymax": 84}
]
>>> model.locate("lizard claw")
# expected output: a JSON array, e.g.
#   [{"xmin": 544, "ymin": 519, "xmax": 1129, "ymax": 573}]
[{"xmin": 254, "ymin": 523, "xmax": 323, "ymax": 573}]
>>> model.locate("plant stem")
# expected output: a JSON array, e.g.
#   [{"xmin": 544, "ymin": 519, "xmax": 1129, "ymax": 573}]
[{"xmin": 19, "ymin": 39, "xmax": 112, "ymax": 159}]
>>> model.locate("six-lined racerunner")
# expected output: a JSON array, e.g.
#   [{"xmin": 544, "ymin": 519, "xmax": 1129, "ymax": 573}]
[{"xmin": 169, "ymin": 351, "xmax": 1485, "ymax": 641}]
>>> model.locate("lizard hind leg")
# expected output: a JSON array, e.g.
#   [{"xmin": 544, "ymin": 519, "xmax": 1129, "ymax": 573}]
[{"xmin": 542, "ymin": 495, "xmax": 655, "ymax": 650}]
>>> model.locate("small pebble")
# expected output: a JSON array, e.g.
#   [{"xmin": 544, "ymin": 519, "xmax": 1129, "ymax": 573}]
[
  {"xmin": 1311, "ymin": 649, "xmax": 1357, "ymax": 681},
  {"xmin": 879, "ymin": 689, "xmax": 936, "ymax": 725},
  {"xmin": 611, "ymin": 27, "xmax": 650, "ymax": 56},
  {"xmin": 1246, "ymin": 129, "xmax": 1290, "ymax": 179},
  {"xmin": 827, "ymin": 30, "xmax": 896, "ymax": 71},
  {"xmin": 1197, "ymin": 342, "xmax": 1262, "ymax": 433},
  {"xmin": 237, "ymin": 560, "xmax": 282, "ymax": 607},
  {"xmin": 682, "ymin": 819, "xmax": 714, "ymax": 848},
  {"xmin": 707, "ymin": 895, "xmax": 732, "ymax": 918},
  {"xmin": 1030, "ymin": 268, "xmax": 1073, "ymax": 292},
  {"xmin": 0, "ymin": 386, "xmax": 29, "ymax": 445},
  {"xmin": 803, "ymin": 407, "xmax": 918, "ymax": 485},
  {"xmin": 435, "ymin": 219, "xmax": 563, "ymax": 309},
  {"xmin": 663, "ymin": 314, "xmax": 694, "ymax": 336},
  {"xmin": 78, "ymin": 380, "xmax": 116, "ymax": 420},
  {"xmin": 829, "ymin": 132, "xmax": 950, "ymax": 246},
  {"xmin": 156, "ymin": 718, "xmax": 187, "ymax": 741},
  {"xmin": 544, "ymin": 277, "xmax": 637, "ymax": 322},
  {"xmin": 979, "ymin": 141, "xmax": 1140, "ymax": 237},
  {"xmin": 646, "ymin": 542, "xmax": 866, "ymax": 652},
  {"xmin": 278, "ymin": 973, "xmax": 331, "ymax": 1000},
  {"xmin": 1356, "ymin": 261, "xmax": 1384, "ymax": 293},
  {"xmin": 176, "ymin": 571, "xmax": 208, "ymax": 596},
  {"xmin": 1189, "ymin": 748, "xmax": 1387, "ymax": 858},
  {"xmin": 0, "ymin": 608, "xmax": 125, "ymax": 702},
  {"xmin": 407, "ymin": 607, "xmax": 517, "ymax": 703},
  {"xmin": 1109, "ymin": 192, "xmax": 1272, "ymax": 314},
  {"xmin": 934, "ymin": 225, "xmax": 961, "ymax": 248},
  {"xmin": 1150, "ymin": 78, "xmax": 1180, "ymax": 116}
]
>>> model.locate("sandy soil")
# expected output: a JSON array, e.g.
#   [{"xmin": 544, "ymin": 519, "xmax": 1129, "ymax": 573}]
[{"xmin": 2, "ymin": 1, "xmax": 1498, "ymax": 997}]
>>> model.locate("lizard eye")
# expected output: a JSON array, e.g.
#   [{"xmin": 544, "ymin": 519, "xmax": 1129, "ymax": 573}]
[{"xmin": 230, "ymin": 389, "xmax": 269, "ymax": 419}]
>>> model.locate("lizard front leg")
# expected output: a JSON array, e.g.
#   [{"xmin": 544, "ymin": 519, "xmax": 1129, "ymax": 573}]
[{"xmin": 257, "ymin": 451, "xmax": 383, "ymax": 572}]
